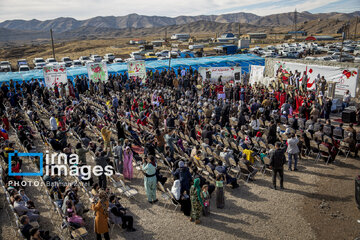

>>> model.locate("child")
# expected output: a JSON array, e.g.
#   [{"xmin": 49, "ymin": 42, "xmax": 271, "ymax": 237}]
[
  {"xmin": 215, "ymin": 175, "xmax": 225, "ymax": 209},
  {"xmin": 201, "ymin": 185, "xmax": 210, "ymax": 216}
]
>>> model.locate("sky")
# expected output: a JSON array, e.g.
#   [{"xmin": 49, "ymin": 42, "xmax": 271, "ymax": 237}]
[{"xmin": 0, "ymin": 0, "xmax": 359, "ymax": 22}]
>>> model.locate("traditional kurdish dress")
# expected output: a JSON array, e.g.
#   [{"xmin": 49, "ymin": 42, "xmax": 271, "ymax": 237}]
[
  {"xmin": 190, "ymin": 178, "xmax": 203, "ymax": 221},
  {"xmin": 142, "ymin": 162, "xmax": 157, "ymax": 202}
]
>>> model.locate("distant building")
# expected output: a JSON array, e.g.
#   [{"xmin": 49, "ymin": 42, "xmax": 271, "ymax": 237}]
[
  {"xmin": 217, "ymin": 33, "xmax": 238, "ymax": 42},
  {"xmin": 129, "ymin": 39, "xmax": 146, "ymax": 45},
  {"xmin": 151, "ymin": 40, "xmax": 165, "ymax": 47},
  {"xmin": 171, "ymin": 34, "xmax": 190, "ymax": 41},
  {"xmin": 288, "ymin": 31, "xmax": 307, "ymax": 36},
  {"xmin": 305, "ymin": 35, "xmax": 335, "ymax": 41},
  {"xmin": 247, "ymin": 33, "xmax": 267, "ymax": 40}
]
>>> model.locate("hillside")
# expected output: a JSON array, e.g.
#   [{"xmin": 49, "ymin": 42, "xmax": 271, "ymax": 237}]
[{"xmin": 0, "ymin": 11, "xmax": 359, "ymax": 34}]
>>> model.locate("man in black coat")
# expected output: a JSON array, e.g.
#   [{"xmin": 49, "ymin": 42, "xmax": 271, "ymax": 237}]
[{"xmin": 269, "ymin": 142, "xmax": 286, "ymax": 190}]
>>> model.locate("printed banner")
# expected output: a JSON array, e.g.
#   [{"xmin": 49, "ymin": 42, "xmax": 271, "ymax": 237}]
[
  {"xmin": 128, "ymin": 60, "xmax": 146, "ymax": 83},
  {"xmin": 43, "ymin": 64, "xmax": 67, "ymax": 88},
  {"xmin": 87, "ymin": 62, "xmax": 108, "ymax": 82},
  {"xmin": 198, "ymin": 67, "xmax": 242, "ymax": 84},
  {"xmin": 274, "ymin": 61, "xmax": 358, "ymax": 97},
  {"xmin": 249, "ymin": 65, "xmax": 265, "ymax": 85}
]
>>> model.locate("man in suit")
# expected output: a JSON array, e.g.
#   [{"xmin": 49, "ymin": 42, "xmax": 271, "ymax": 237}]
[{"xmin": 269, "ymin": 142, "xmax": 286, "ymax": 190}]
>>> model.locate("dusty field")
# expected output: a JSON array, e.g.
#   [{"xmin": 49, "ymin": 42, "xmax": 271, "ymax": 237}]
[{"xmin": 2, "ymin": 142, "xmax": 359, "ymax": 240}]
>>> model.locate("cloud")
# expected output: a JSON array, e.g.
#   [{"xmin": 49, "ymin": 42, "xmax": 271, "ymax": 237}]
[{"xmin": 0, "ymin": 0, "xmax": 357, "ymax": 22}]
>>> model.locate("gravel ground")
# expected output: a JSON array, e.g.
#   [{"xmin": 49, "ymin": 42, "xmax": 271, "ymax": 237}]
[{"xmin": 1, "ymin": 113, "xmax": 359, "ymax": 239}]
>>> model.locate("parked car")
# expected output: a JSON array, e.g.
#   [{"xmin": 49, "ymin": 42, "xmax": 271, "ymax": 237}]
[
  {"xmin": 33, "ymin": 58, "xmax": 46, "ymax": 68},
  {"xmin": 79, "ymin": 56, "xmax": 90, "ymax": 65},
  {"xmin": 332, "ymin": 52, "xmax": 354, "ymax": 62},
  {"xmin": 155, "ymin": 50, "xmax": 169, "ymax": 57},
  {"xmin": 354, "ymin": 57, "xmax": 360, "ymax": 63},
  {"xmin": 104, "ymin": 53, "xmax": 115, "ymax": 62},
  {"xmin": 17, "ymin": 59, "xmax": 28, "ymax": 69},
  {"xmin": 71, "ymin": 60, "xmax": 82, "ymax": 67},
  {"xmin": 144, "ymin": 52, "xmax": 157, "ymax": 59},
  {"xmin": 61, "ymin": 57, "xmax": 73, "ymax": 67},
  {"xmin": 101, "ymin": 59, "xmax": 110, "ymax": 64},
  {"xmin": 0, "ymin": 61, "xmax": 11, "ymax": 72},
  {"xmin": 90, "ymin": 54, "xmax": 102, "ymax": 62},
  {"xmin": 19, "ymin": 65, "xmax": 30, "ymax": 72},
  {"xmin": 113, "ymin": 58, "xmax": 123, "ymax": 63},
  {"xmin": 304, "ymin": 56, "xmax": 317, "ymax": 61},
  {"xmin": 46, "ymin": 58, "xmax": 57, "ymax": 64}
]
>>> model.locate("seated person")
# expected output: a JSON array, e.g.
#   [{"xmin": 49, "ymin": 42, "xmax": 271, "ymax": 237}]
[
  {"xmin": 240, "ymin": 156, "xmax": 258, "ymax": 180},
  {"xmin": 13, "ymin": 195, "xmax": 39, "ymax": 222},
  {"xmin": 215, "ymin": 161, "xmax": 239, "ymax": 189},
  {"xmin": 19, "ymin": 189, "xmax": 36, "ymax": 209},
  {"xmin": 66, "ymin": 200, "xmax": 85, "ymax": 229},
  {"xmin": 344, "ymin": 133, "xmax": 360, "ymax": 158},
  {"xmin": 108, "ymin": 195, "xmax": 136, "ymax": 232}
]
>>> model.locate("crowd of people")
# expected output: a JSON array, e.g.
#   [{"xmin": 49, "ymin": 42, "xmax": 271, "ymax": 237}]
[{"xmin": 0, "ymin": 64, "xmax": 359, "ymax": 238}]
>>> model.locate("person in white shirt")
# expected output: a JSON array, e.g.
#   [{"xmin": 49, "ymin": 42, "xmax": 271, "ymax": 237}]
[
  {"xmin": 250, "ymin": 116, "xmax": 260, "ymax": 137},
  {"xmin": 343, "ymin": 90, "xmax": 351, "ymax": 110},
  {"xmin": 286, "ymin": 133, "xmax": 300, "ymax": 171},
  {"xmin": 49, "ymin": 115, "xmax": 58, "ymax": 136}
]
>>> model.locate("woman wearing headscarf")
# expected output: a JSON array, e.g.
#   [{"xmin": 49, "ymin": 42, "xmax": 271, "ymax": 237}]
[
  {"xmin": 91, "ymin": 191, "xmax": 110, "ymax": 240},
  {"xmin": 171, "ymin": 178, "xmax": 191, "ymax": 216},
  {"xmin": 123, "ymin": 146, "xmax": 133, "ymax": 180},
  {"xmin": 142, "ymin": 156, "xmax": 158, "ymax": 204},
  {"xmin": 190, "ymin": 178, "xmax": 203, "ymax": 224}
]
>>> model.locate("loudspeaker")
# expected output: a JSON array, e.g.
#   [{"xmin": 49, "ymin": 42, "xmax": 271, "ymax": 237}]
[
  {"xmin": 206, "ymin": 71, "xmax": 211, "ymax": 79},
  {"xmin": 234, "ymin": 72, "xmax": 240, "ymax": 80},
  {"xmin": 342, "ymin": 110, "xmax": 356, "ymax": 123}
]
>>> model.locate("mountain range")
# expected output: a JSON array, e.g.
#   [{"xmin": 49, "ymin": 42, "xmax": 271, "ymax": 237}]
[{"xmin": 0, "ymin": 11, "xmax": 359, "ymax": 42}]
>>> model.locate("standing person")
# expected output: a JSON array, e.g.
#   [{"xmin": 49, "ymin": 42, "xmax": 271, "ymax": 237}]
[
  {"xmin": 287, "ymin": 134, "xmax": 300, "ymax": 171},
  {"xmin": 324, "ymin": 98, "xmax": 332, "ymax": 120},
  {"xmin": 91, "ymin": 191, "xmax": 110, "ymax": 240},
  {"xmin": 190, "ymin": 178, "xmax": 203, "ymax": 224},
  {"xmin": 269, "ymin": 142, "xmax": 286, "ymax": 190},
  {"xmin": 215, "ymin": 175, "xmax": 225, "ymax": 209},
  {"xmin": 113, "ymin": 139, "xmax": 124, "ymax": 174},
  {"xmin": 142, "ymin": 156, "xmax": 158, "ymax": 204},
  {"xmin": 201, "ymin": 185, "xmax": 210, "ymax": 216},
  {"xmin": 76, "ymin": 143, "xmax": 89, "ymax": 165},
  {"xmin": 343, "ymin": 90, "xmax": 351, "ymax": 110},
  {"xmin": 49, "ymin": 114, "xmax": 58, "ymax": 136},
  {"xmin": 101, "ymin": 126, "xmax": 111, "ymax": 152},
  {"xmin": 123, "ymin": 146, "xmax": 134, "ymax": 180}
]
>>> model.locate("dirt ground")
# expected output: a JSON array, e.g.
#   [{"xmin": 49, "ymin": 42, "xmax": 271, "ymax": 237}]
[{"xmin": 2, "ymin": 147, "xmax": 359, "ymax": 240}]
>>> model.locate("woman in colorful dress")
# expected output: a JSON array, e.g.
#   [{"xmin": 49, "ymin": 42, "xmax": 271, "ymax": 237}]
[
  {"xmin": 190, "ymin": 178, "xmax": 203, "ymax": 224},
  {"xmin": 142, "ymin": 156, "xmax": 158, "ymax": 203},
  {"xmin": 201, "ymin": 185, "xmax": 210, "ymax": 216},
  {"xmin": 123, "ymin": 146, "xmax": 134, "ymax": 180}
]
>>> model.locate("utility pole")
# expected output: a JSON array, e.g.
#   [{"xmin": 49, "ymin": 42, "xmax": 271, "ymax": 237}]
[
  {"xmin": 339, "ymin": 22, "xmax": 349, "ymax": 62},
  {"xmin": 50, "ymin": 29, "xmax": 55, "ymax": 59},
  {"xmin": 238, "ymin": 23, "xmax": 241, "ymax": 38},
  {"xmin": 294, "ymin": 9, "xmax": 297, "ymax": 41},
  {"xmin": 165, "ymin": 28, "xmax": 167, "ymax": 41},
  {"xmin": 354, "ymin": 17, "xmax": 358, "ymax": 40}
]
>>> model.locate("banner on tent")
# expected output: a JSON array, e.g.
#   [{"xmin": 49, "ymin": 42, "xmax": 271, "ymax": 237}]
[
  {"xmin": 198, "ymin": 67, "xmax": 242, "ymax": 84},
  {"xmin": 128, "ymin": 60, "xmax": 146, "ymax": 83},
  {"xmin": 87, "ymin": 62, "xmax": 108, "ymax": 82},
  {"xmin": 43, "ymin": 64, "xmax": 67, "ymax": 88},
  {"xmin": 274, "ymin": 61, "xmax": 358, "ymax": 96},
  {"xmin": 249, "ymin": 65, "xmax": 265, "ymax": 85}
]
